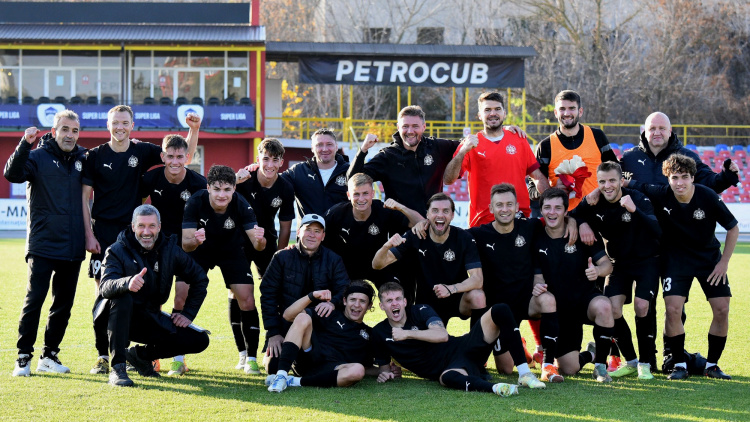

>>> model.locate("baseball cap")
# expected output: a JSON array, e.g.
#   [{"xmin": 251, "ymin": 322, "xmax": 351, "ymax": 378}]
[{"xmin": 299, "ymin": 213, "xmax": 325, "ymax": 230}]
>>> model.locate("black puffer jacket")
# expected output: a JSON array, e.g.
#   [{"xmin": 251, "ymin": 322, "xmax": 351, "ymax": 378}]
[
  {"xmin": 260, "ymin": 244, "xmax": 349, "ymax": 337},
  {"xmin": 281, "ymin": 154, "xmax": 350, "ymax": 217}
]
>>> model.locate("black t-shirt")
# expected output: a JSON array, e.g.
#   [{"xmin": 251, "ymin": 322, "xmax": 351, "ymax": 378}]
[
  {"xmin": 324, "ymin": 200, "xmax": 410, "ymax": 282},
  {"xmin": 391, "ymin": 228, "xmax": 481, "ymax": 305},
  {"xmin": 534, "ymin": 231, "xmax": 607, "ymax": 305},
  {"xmin": 536, "ymin": 126, "xmax": 617, "ymax": 177},
  {"xmin": 569, "ymin": 188, "xmax": 661, "ymax": 264},
  {"xmin": 371, "ymin": 304, "xmax": 449, "ymax": 380},
  {"xmin": 141, "ymin": 168, "xmax": 207, "ymax": 239},
  {"xmin": 307, "ymin": 308, "xmax": 372, "ymax": 366},
  {"xmin": 235, "ymin": 170, "xmax": 295, "ymax": 241},
  {"xmin": 468, "ymin": 218, "xmax": 542, "ymax": 303},
  {"xmin": 182, "ymin": 190, "xmax": 258, "ymax": 257},
  {"xmin": 82, "ymin": 141, "xmax": 162, "ymax": 224},
  {"xmin": 637, "ymin": 184, "xmax": 737, "ymax": 276}
]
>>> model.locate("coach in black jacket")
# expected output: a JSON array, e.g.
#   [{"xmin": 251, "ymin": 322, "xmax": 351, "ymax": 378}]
[
  {"xmin": 98, "ymin": 204, "xmax": 209, "ymax": 386},
  {"xmin": 5, "ymin": 111, "xmax": 87, "ymax": 376}
]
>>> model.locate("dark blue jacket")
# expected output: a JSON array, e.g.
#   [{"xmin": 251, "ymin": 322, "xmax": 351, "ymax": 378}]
[{"xmin": 281, "ymin": 154, "xmax": 350, "ymax": 217}]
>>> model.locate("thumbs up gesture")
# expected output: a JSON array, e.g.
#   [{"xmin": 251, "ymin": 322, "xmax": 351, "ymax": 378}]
[
  {"xmin": 585, "ymin": 257, "xmax": 599, "ymax": 281},
  {"xmin": 129, "ymin": 267, "xmax": 147, "ymax": 292}
]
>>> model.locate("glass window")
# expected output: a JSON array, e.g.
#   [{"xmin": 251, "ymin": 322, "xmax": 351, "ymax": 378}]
[
  {"xmin": 191, "ymin": 51, "xmax": 224, "ymax": 67},
  {"xmin": 74, "ymin": 69, "xmax": 98, "ymax": 99},
  {"xmin": 101, "ymin": 69, "xmax": 120, "ymax": 102},
  {"xmin": 227, "ymin": 70, "xmax": 247, "ymax": 101},
  {"xmin": 155, "ymin": 69, "xmax": 173, "ymax": 100},
  {"xmin": 62, "ymin": 51, "xmax": 98, "ymax": 67},
  {"xmin": 101, "ymin": 51, "xmax": 120, "ymax": 67},
  {"xmin": 187, "ymin": 145, "xmax": 204, "ymax": 174},
  {"xmin": 21, "ymin": 68, "xmax": 45, "ymax": 98},
  {"xmin": 48, "ymin": 70, "xmax": 71, "ymax": 99},
  {"xmin": 204, "ymin": 69, "xmax": 225, "ymax": 101},
  {"xmin": 227, "ymin": 52, "xmax": 248, "ymax": 68},
  {"xmin": 23, "ymin": 50, "xmax": 58, "ymax": 66},
  {"xmin": 154, "ymin": 51, "xmax": 187, "ymax": 68},
  {"xmin": 417, "ymin": 27, "xmax": 444, "ymax": 45},
  {"xmin": 0, "ymin": 49, "xmax": 20, "ymax": 66},
  {"xmin": 131, "ymin": 51, "xmax": 151, "ymax": 68},
  {"xmin": 177, "ymin": 71, "xmax": 200, "ymax": 99},
  {"xmin": 0, "ymin": 68, "xmax": 19, "ymax": 98},
  {"xmin": 131, "ymin": 69, "xmax": 152, "ymax": 104}
]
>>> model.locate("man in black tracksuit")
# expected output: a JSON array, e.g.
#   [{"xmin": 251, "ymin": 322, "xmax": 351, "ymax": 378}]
[
  {"xmin": 99, "ymin": 204, "xmax": 209, "ymax": 386},
  {"xmin": 5, "ymin": 111, "xmax": 87, "ymax": 377}
]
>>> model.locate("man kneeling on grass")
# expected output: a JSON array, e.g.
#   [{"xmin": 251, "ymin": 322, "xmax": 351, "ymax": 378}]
[
  {"xmin": 98, "ymin": 205, "xmax": 210, "ymax": 387},
  {"xmin": 373, "ymin": 282, "xmax": 545, "ymax": 397},
  {"xmin": 266, "ymin": 281, "xmax": 386, "ymax": 392}
]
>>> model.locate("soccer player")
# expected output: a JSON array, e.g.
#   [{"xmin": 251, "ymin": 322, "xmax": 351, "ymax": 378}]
[
  {"xmin": 372, "ymin": 282, "xmax": 545, "ymax": 394},
  {"xmin": 468, "ymin": 183, "xmax": 562, "ymax": 383},
  {"xmin": 85, "ymin": 106, "xmax": 200, "ymax": 374},
  {"xmin": 628, "ymin": 154, "xmax": 737, "ymax": 380},
  {"xmin": 234, "ymin": 138, "xmax": 294, "ymax": 371},
  {"xmin": 444, "ymin": 91, "xmax": 549, "ymax": 225},
  {"xmin": 534, "ymin": 188, "xmax": 615, "ymax": 382},
  {"xmin": 266, "ymin": 281, "xmax": 376, "ymax": 392},
  {"xmin": 570, "ymin": 162, "xmax": 661, "ymax": 380},
  {"xmin": 372, "ymin": 193, "xmax": 485, "ymax": 326},
  {"xmin": 182, "ymin": 165, "xmax": 266, "ymax": 374}
]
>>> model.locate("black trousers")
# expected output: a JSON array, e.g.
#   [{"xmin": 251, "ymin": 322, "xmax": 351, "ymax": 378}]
[
  {"xmin": 17, "ymin": 255, "xmax": 81, "ymax": 356},
  {"xmin": 107, "ymin": 294, "xmax": 209, "ymax": 366}
]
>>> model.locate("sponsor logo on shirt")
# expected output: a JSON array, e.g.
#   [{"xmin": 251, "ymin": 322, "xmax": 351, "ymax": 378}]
[
  {"xmin": 223, "ymin": 217, "xmax": 235, "ymax": 229},
  {"xmin": 128, "ymin": 155, "xmax": 138, "ymax": 168},
  {"xmin": 424, "ymin": 154, "xmax": 434, "ymax": 166},
  {"xmin": 443, "ymin": 249, "xmax": 456, "ymax": 261}
]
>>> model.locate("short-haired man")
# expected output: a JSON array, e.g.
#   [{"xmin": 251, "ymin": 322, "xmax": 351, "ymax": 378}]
[
  {"xmin": 99, "ymin": 205, "xmax": 209, "ymax": 387},
  {"xmin": 324, "ymin": 172, "xmax": 421, "ymax": 289},
  {"xmin": 373, "ymin": 193, "xmax": 485, "ymax": 326},
  {"xmin": 467, "ymin": 183, "xmax": 562, "ymax": 383},
  {"xmin": 182, "ymin": 165, "xmax": 266, "ymax": 374},
  {"xmin": 444, "ymin": 92, "xmax": 550, "ymax": 225},
  {"xmin": 6, "ymin": 110, "xmax": 87, "ymax": 376},
  {"xmin": 570, "ymin": 162, "xmax": 661, "ymax": 380},
  {"xmin": 85, "ymin": 106, "xmax": 200, "ymax": 374},
  {"xmin": 534, "ymin": 188, "xmax": 615, "ymax": 382},
  {"xmin": 260, "ymin": 213, "xmax": 350, "ymax": 374},
  {"xmin": 628, "ymin": 154, "xmax": 738, "ymax": 380},
  {"xmin": 266, "ymin": 281, "xmax": 376, "ymax": 392},
  {"xmin": 373, "ymin": 282, "xmax": 545, "ymax": 394}
]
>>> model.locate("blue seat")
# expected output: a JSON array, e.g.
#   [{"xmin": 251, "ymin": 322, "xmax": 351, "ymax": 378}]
[
  {"xmin": 686, "ymin": 144, "xmax": 698, "ymax": 151},
  {"xmin": 609, "ymin": 143, "xmax": 620, "ymax": 150},
  {"xmin": 730, "ymin": 144, "xmax": 744, "ymax": 153},
  {"xmin": 621, "ymin": 143, "xmax": 635, "ymax": 151},
  {"xmin": 715, "ymin": 144, "xmax": 729, "ymax": 152}
]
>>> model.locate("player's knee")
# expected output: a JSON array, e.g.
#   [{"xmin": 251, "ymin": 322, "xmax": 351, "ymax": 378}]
[
  {"xmin": 633, "ymin": 300, "xmax": 649, "ymax": 318},
  {"xmin": 537, "ymin": 292, "xmax": 556, "ymax": 312},
  {"xmin": 293, "ymin": 312, "xmax": 312, "ymax": 328},
  {"xmin": 711, "ymin": 301, "xmax": 730, "ymax": 320},
  {"xmin": 490, "ymin": 303, "xmax": 513, "ymax": 326},
  {"xmin": 611, "ymin": 306, "xmax": 623, "ymax": 320},
  {"xmin": 593, "ymin": 298, "xmax": 612, "ymax": 318},
  {"xmin": 664, "ymin": 302, "xmax": 683, "ymax": 320},
  {"xmin": 493, "ymin": 355, "xmax": 514, "ymax": 375},
  {"xmin": 558, "ymin": 361, "xmax": 580, "ymax": 376},
  {"xmin": 466, "ymin": 289, "xmax": 486, "ymax": 308},
  {"xmin": 195, "ymin": 332, "xmax": 210, "ymax": 354},
  {"xmin": 173, "ymin": 296, "xmax": 187, "ymax": 310},
  {"xmin": 237, "ymin": 296, "xmax": 256, "ymax": 311}
]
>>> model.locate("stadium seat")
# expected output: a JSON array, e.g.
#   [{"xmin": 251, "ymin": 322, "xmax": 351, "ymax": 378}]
[
  {"xmin": 86, "ymin": 96, "xmax": 98, "ymax": 105},
  {"xmin": 101, "ymin": 96, "xmax": 115, "ymax": 105},
  {"xmin": 37, "ymin": 96, "xmax": 50, "ymax": 104},
  {"xmin": 721, "ymin": 193, "xmax": 736, "ymax": 203},
  {"xmin": 69, "ymin": 96, "xmax": 83, "ymax": 105},
  {"xmin": 53, "ymin": 96, "xmax": 66, "ymax": 105},
  {"xmin": 159, "ymin": 97, "xmax": 172, "ymax": 105},
  {"xmin": 239, "ymin": 97, "xmax": 252, "ymax": 105},
  {"xmin": 740, "ymin": 193, "xmax": 750, "ymax": 203},
  {"xmin": 621, "ymin": 143, "xmax": 635, "ymax": 151},
  {"xmin": 718, "ymin": 150, "xmax": 731, "ymax": 161},
  {"xmin": 22, "ymin": 96, "xmax": 34, "ymax": 105},
  {"xmin": 223, "ymin": 97, "xmax": 236, "ymax": 106},
  {"xmin": 609, "ymin": 143, "xmax": 620, "ymax": 150},
  {"xmin": 207, "ymin": 97, "xmax": 220, "ymax": 106},
  {"xmin": 191, "ymin": 97, "xmax": 204, "ymax": 105},
  {"xmin": 613, "ymin": 148, "xmax": 622, "ymax": 160},
  {"xmin": 730, "ymin": 144, "xmax": 744, "ymax": 153},
  {"xmin": 685, "ymin": 144, "xmax": 698, "ymax": 151},
  {"xmin": 455, "ymin": 192, "xmax": 469, "ymax": 201},
  {"xmin": 6, "ymin": 95, "xmax": 18, "ymax": 104},
  {"xmin": 701, "ymin": 150, "xmax": 715, "ymax": 166},
  {"xmin": 715, "ymin": 144, "xmax": 729, "ymax": 152},
  {"xmin": 143, "ymin": 97, "xmax": 156, "ymax": 105},
  {"xmin": 175, "ymin": 97, "xmax": 188, "ymax": 106}
]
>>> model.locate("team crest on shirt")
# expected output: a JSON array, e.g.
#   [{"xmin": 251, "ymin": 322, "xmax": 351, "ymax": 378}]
[
  {"xmin": 128, "ymin": 155, "xmax": 138, "ymax": 168},
  {"xmin": 621, "ymin": 212, "xmax": 632, "ymax": 222},
  {"xmin": 443, "ymin": 249, "xmax": 456, "ymax": 261},
  {"xmin": 515, "ymin": 235, "xmax": 526, "ymax": 247},
  {"xmin": 505, "ymin": 144, "xmax": 517, "ymax": 155},
  {"xmin": 411, "ymin": 326, "xmax": 419, "ymax": 331},
  {"xmin": 424, "ymin": 154, "xmax": 434, "ymax": 166},
  {"xmin": 368, "ymin": 224, "xmax": 380, "ymax": 235},
  {"xmin": 564, "ymin": 244, "xmax": 577, "ymax": 254},
  {"xmin": 693, "ymin": 209, "xmax": 705, "ymax": 220},
  {"xmin": 335, "ymin": 175, "xmax": 347, "ymax": 186},
  {"xmin": 223, "ymin": 217, "xmax": 236, "ymax": 229},
  {"xmin": 180, "ymin": 190, "xmax": 192, "ymax": 201},
  {"xmin": 271, "ymin": 196, "xmax": 283, "ymax": 208},
  {"xmin": 74, "ymin": 160, "xmax": 82, "ymax": 172},
  {"xmin": 153, "ymin": 262, "xmax": 159, "ymax": 273},
  {"xmin": 359, "ymin": 329, "xmax": 369, "ymax": 340}
]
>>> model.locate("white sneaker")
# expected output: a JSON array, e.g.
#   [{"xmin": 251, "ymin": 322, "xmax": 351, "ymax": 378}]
[
  {"xmin": 37, "ymin": 352, "xmax": 70, "ymax": 374},
  {"xmin": 13, "ymin": 354, "xmax": 32, "ymax": 377},
  {"xmin": 235, "ymin": 352, "xmax": 247, "ymax": 370}
]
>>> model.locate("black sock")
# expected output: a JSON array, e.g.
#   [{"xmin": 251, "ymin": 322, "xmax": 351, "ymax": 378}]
[
  {"xmin": 277, "ymin": 342, "xmax": 299, "ymax": 373},
  {"xmin": 240, "ymin": 309, "xmax": 261, "ymax": 357},
  {"xmin": 228, "ymin": 298, "xmax": 245, "ymax": 352},
  {"xmin": 635, "ymin": 315, "xmax": 656, "ymax": 364},
  {"xmin": 491, "ymin": 304, "xmax": 524, "ymax": 366},
  {"xmin": 593, "ymin": 324, "xmax": 614, "ymax": 365},
  {"xmin": 266, "ymin": 356, "xmax": 279, "ymax": 374},
  {"xmin": 666, "ymin": 334, "xmax": 686, "ymax": 365},
  {"xmin": 300, "ymin": 370, "xmax": 339, "ymax": 388},
  {"xmin": 540, "ymin": 312, "xmax": 559, "ymax": 365},
  {"xmin": 441, "ymin": 370, "xmax": 495, "ymax": 393},
  {"xmin": 470, "ymin": 307, "xmax": 486, "ymax": 329},
  {"xmin": 613, "ymin": 317, "xmax": 637, "ymax": 362},
  {"xmin": 579, "ymin": 351, "xmax": 594, "ymax": 368},
  {"xmin": 706, "ymin": 334, "xmax": 727, "ymax": 364}
]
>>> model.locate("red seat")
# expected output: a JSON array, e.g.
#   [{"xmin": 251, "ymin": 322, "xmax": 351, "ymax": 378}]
[
  {"xmin": 718, "ymin": 150, "xmax": 731, "ymax": 160},
  {"xmin": 455, "ymin": 192, "xmax": 469, "ymax": 201},
  {"xmin": 722, "ymin": 193, "xmax": 736, "ymax": 203},
  {"xmin": 740, "ymin": 193, "xmax": 750, "ymax": 203}
]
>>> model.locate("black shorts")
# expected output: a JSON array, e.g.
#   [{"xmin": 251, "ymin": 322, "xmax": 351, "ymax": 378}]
[
  {"xmin": 556, "ymin": 290, "xmax": 604, "ymax": 357},
  {"xmin": 244, "ymin": 238, "xmax": 277, "ymax": 277},
  {"xmin": 89, "ymin": 220, "xmax": 130, "ymax": 279},
  {"xmin": 605, "ymin": 257, "xmax": 660, "ymax": 304},
  {"xmin": 442, "ymin": 321, "xmax": 493, "ymax": 377},
  {"xmin": 193, "ymin": 253, "xmax": 254, "ymax": 289},
  {"xmin": 425, "ymin": 293, "xmax": 467, "ymax": 326},
  {"xmin": 291, "ymin": 345, "xmax": 342, "ymax": 377},
  {"xmin": 486, "ymin": 289, "xmax": 534, "ymax": 356},
  {"xmin": 661, "ymin": 273, "xmax": 732, "ymax": 301}
]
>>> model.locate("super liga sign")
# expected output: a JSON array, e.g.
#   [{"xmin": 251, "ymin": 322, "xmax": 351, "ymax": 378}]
[{"xmin": 299, "ymin": 57, "xmax": 525, "ymax": 88}]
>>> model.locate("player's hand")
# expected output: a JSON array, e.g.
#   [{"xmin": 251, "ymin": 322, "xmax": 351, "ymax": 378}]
[
  {"xmin": 185, "ymin": 112, "xmax": 201, "ymax": 130},
  {"xmin": 194, "ymin": 228, "xmax": 206, "ymax": 244},
  {"xmin": 361, "ymin": 133, "xmax": 378, "ymax": 153},
  {"xmin": 504, "ymin": 125, "xmax": 527, "ymax": 139},
  {"xmin": 251, "ymin": 226, "xmax": 265, "ymax": 241},
  {"xmin": 236, "ymin": 168, "xmax": 251, "ymax": 183},
  {"xmin": 460, "ymin": 134, "xmax": 479, "ymax": 153},
  {"xmin": 532, "ymin": 283, "xmax": 548, "ymax": 297},
  {"xmin": 385, "ymin": 233, "xmax": 406, "ymax": 249},
  {"xmin": 391, "ymin": 327, "xmax": 409, "ymax": 341},
  {"xmin": 313, "ymin": 289, "xmax": 331, "ymax": 301},
  {"xmin": 585, "ymin": 258, "xmax": 599, "ymax": 281},
  {"xmin": 586, "ymin": 189, "xmax": 601, "ymax": 206},
  {"xmin": 389, "ymin": 362, "xmax": 403, "ymax": 377},
  {"xmin": 266, "ymin": 335, "xmax": 284, "ymax": 358},
  {"xmin": 411, "ymin": 219, "xmax": 429, "ymax": 239},
  {"xmin": 244, "ymin": 163, "xmax": 260, "ymax": 173},
  {"xmin": 384, "ymin": 198, "xmax": 403, "ymax": 211},
  {"xmin": 23, "ymin": 127, "xmax": 41, "ymax": 144},
  {"xmin": 171, "ymin": 313, "xmax": 192, "ymax": 328},
  {"xmin": 85, "ymin": 234, "xmax": 101, "ymax": 254},
  {"xmin": 622, "ymin": 178, "xmax": 631, "ymax": 188},
  {"xmin": 619, "ymin": 195, "xmax": 636, "ymax": 213},
  {"xmin": 707, "ymin": 260, "xmax": 730, "ymax": 285},
  {"xmin": 377, "ymin": 371, "xmax": 396, "ymax": 383},
  {"xmin": 724, "ymin": 159, "xmax": 739, "ymax": 175},
  {"xmin": 579, "ymin": 222, "xmax": 596, "ymax": 246},
  {"xmin": 315, "ymin": 301, "xmax": 335, "ymax": 317},
  {"xmin": 129, "ymin": 267, "xmax": 147, "ymax": 292},
  {"xmin": 130, "ymin": 138, "xmax": 141, "ymax": 144},
  {"xmin": 433, "ymin": 284, "xmax": 451, "ymax": 299},
  {"xmin": 564, "ymin": 217, "xmax": 578, "ymax": 246}
]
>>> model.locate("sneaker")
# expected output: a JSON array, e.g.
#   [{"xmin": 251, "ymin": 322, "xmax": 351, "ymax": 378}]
[
  {"xmin": 541, "ymin": 365, "xmax": 564, "ymax": 383},
  {"xmin": 518, "ymin": 372, "xmax": 546, "ymax": 389},
  {"xmin": 126, "ymin": 347, "xmax": 161, "ymax": 378},
  {"xmin": 235, "ymin": 353, "xmax": 247, "ymax": 370},
  {"xmin": 268, "ymin": 373, "xmax": 289, "ymax": 393},
  {"xmin": 586, "ymin": 341, "xmax": 596, "ymax": 364},
  {"xmin": 265, "ymin": 373, "xmax": 294, "ymax": 387},
  {"xmin": 593, "ymin": 363, "xmax": 612, "ymax": 383},
  {"xmin": 637, "ymin": 363, "xmax": 654, "ymax": 380},
  {"xmin": 532, "ymin": 351, "xmax": 544, "ymax": 367},
  {"xmin": 608, "ymin": 363, "xmax": 637, "ymax": 378},
  {"xmin": 108, "ymin": 363, "xmax": 134, "ymax": 387},
  {"xmin": 522, "ymin": 338, "xmax": 535, "ymax": 368},
  {"xmin": 90, "ymin": 357, "xmax": 109, "ymax": 374},
  {"xmin": 668, "ymin": 366, "xmax": 689, "ymax": 380},
  {"xmin": 12, "ymin": 354, "xmax": 32, "ymax": 377},
  {"xmin": 167, "ymin": 361, "xmax": 187, "ymax": 376},
  {"xmin": 492, "ymin": 382, "xmax": 519, "ymax": 397},
  {"xmin": 37, "ymin": 351, "xmax": 70, "ymax": 374},
  {"xmin": 704, "ymin": 365, "xmax": 731, "ymax": 380},
  {"xmin": 607, "ymin": 355, "xmax": 622, "ymax": 373},
  {"xmin": 152, "ymin": 360, "xmax": 161, "ymax": 372},
  {"xmin": 244, "ymin": 359, "xmax": 261, "ymax": 375}
]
